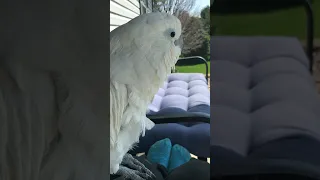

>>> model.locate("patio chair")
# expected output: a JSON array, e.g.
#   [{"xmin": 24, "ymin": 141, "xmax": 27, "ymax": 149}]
[
  {"xmin": 129, "ymin": 56, "xmax": 210, "ymax": 161},
  {"xmin": 210, "ymin": 1, "xmax": 320, "ymax": 178}
]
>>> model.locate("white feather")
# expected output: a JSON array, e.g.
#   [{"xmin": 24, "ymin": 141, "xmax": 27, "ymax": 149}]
[{"xmin": 110, "ymin": 12, "xmax": 182, "ymax": 174}]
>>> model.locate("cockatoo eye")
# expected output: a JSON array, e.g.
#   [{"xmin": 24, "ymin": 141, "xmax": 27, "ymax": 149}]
[{"xmin": 170, "ymin": 32, "xmax": 175, "ymax": 38}]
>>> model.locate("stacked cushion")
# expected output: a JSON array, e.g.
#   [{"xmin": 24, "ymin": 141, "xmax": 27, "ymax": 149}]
[
  {"xmin": 147, "ymin": 73, "xmax": 210, "ymax": 118},
  {"xmin": 132, "ymin": 73, "xmax": 210, "ymax": 157}
]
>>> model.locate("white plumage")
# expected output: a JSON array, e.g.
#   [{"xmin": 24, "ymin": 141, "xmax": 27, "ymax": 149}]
[{"xmin": 110, "ymin": 12, "xmax": 182, "ymax": 177}]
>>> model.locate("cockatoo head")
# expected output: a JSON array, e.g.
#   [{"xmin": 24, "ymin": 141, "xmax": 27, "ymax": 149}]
[{"xmin": 110, "ymin": 12, "xmax": 182, "ymax": 76}]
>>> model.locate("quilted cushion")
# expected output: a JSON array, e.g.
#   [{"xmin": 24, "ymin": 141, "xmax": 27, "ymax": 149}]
[
  {"xmin": 132, "ymin": 73, "xmax": 210, "ymax": 157},
  {"xmin": 147, "ymin": 73, "xmax": 210, "ymax": 118},
  {"xmin": 210, "ymin": 36, "xmax": 320, "ymax": 177},
  {"xmin": 210, "ymin": 36, "xmax": 320, "ymax": 157}
]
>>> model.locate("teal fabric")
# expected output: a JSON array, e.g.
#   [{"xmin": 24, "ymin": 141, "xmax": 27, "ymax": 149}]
[
  {"xmin": 167, "ymin": 144, "xmax": 191, "ymax": 172},
  {"xmin": 147, "ymin": 138, "xmax": 192, "ymax": 171},
  {"xmin": 147, "ymin": 138, "xmax": 172, "ymax": 168}
]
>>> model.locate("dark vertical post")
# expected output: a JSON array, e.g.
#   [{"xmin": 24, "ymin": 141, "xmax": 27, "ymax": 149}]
[
  {"xmin": 304, "ymin": 0, "xmax": 314, "ymax": 73},
  {"xmin": 139, "ymin": 0, "xmax": 142, "ymax": 14}
]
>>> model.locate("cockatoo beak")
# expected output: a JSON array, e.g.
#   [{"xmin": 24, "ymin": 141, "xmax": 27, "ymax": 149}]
[{"xmin": 174, "ymin": 35, "xmax": 183, "ymax": 49}]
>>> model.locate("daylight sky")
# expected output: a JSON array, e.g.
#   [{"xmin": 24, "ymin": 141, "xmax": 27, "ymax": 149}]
[{"xmin": 191, "ymin": 0, "xmax": 210, "ymax": 15}]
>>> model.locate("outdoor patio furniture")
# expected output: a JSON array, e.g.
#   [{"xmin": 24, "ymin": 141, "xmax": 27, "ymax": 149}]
[
  {"xmin": 210, "ymin": 36, "xmax": 320, "ymax": 179},
  {"xmin": 129, "ymin": 57, "xmax": 210, "ymax": 160}
]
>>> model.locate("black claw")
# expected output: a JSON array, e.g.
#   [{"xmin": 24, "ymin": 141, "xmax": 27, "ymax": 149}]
[
  {"xmin": 139, "ymin": 168, "xmax": 145, "ymax": 173},
  {"xmin": 151, "ymin": 173, "xmax": 156, "ymax": 179},
  {"xmin": 137, "ymin": 172, "xmax": 149, "ymax": 179}
]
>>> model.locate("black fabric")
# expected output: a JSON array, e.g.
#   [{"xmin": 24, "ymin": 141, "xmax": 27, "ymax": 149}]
[
  {"xmin": 211, "ymin": 174, "xmax": 318, "ymax": 180},
  {"xmin": 210, "ymin": 145, "xmax": 246, "ymax": 164},
  {"xmin": 165, "ymin": 158, "xmax": 210, "ymax": 180},
  {"xmin": 248, "ymin": 135, "xmax": 320, "ymax": 166},
  {"xmin": 110, "ymin": 155, "xmax": 210, "ymax": 180},
  {"xmin": 211, "ymin": 136, "xmax": 320, "ymax": 179}
]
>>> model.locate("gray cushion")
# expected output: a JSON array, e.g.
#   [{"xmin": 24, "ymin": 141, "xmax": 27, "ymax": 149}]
[
  {"xmin": 210, "ymin": 36, "xmax": 320, "ymax": 156},
  {"xmin": 211, "ymin": 36, "xmax": 309, "ymax": 67},
  {"xmin": 210, "ymin": 105, "xmax": 251, "ymax": 156},
  {"xmin": 251, "ymin": 102, "xmax": 320, "ymax": 147},
  {"xmin": 147, "ymin": 73, "xmax": 210, "ymax": 119}
]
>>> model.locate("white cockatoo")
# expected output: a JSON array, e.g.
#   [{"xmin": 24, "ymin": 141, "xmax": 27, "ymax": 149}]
[{"xmin": 110, "ymin": 12, "xmax": 182, "ymax": 179}]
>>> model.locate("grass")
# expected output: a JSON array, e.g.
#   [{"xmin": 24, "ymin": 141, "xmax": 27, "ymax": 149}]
[
  {"xmin": 175, "ymin": 61, "xmax": 211, "ymax": 74},
  {"xmin": 211, "ymin": 1, "xmax": 320, "ymax": 39}
]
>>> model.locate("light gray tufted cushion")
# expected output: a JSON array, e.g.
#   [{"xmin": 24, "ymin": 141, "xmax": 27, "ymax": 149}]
[
  {"xmin": 147, "ymin": 73, "xmax": 210, "ymax": 119},
  {"xmin": 210, "ymin": 36, "xmax": 320, "ymax": 156}
]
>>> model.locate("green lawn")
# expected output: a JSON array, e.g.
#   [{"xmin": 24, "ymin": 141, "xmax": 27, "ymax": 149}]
[
  {"xmin": 212, "ymin": 1, "xmax": 320, "ymax": 39},
  {"xmin": 175, "ymin": 61, "xmax": 211, "ymax": 74}
]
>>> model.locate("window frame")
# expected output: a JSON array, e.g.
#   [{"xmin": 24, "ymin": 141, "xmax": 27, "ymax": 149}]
[{"xmin": 139, "ymin": 0, "xmax": 153, "ymax": 14}]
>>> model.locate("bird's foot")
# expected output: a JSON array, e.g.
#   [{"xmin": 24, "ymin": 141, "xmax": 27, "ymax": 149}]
[{"xmin": 116, "ymin": 153, "xmax": 156, "ymax": 180}]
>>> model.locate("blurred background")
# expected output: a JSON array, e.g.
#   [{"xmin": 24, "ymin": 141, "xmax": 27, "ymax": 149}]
[{"xmin": 211, "ymin": 0, "xmax": 320, "ymax": 91}]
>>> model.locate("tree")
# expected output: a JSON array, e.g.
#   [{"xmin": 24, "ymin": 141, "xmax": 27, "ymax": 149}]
[
  {"xmin": 153, "ymin": 0, "xmax": 196, "ymax": 17},
  {"xmin": 181, "ymin": 6, "xmax": 211, "ymax": 61},
  {"xmin": 200, "ymin": 6, "xmax": 210, "ymax": 59},
  {"xmin": 200, "ymin": 6, "xmax": 210, "ymax": 34},
  {"xmin": 179, "ymin": 13, "xmax": 206, "ymax": 56}
]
